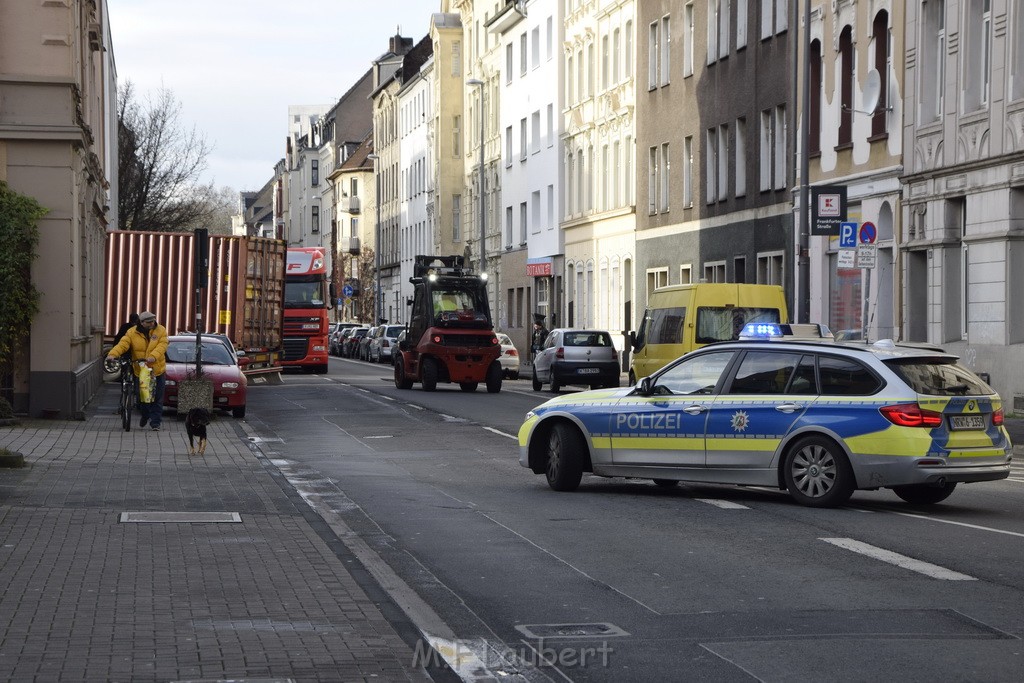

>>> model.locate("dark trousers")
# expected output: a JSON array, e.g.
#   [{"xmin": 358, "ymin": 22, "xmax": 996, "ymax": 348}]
[{"xmin": 134, "ymin": 373, "xmax": 165, "ymax": 427}]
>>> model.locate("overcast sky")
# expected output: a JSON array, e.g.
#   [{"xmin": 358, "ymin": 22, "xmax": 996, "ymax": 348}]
[{"xmin": 109, "ymin": 0, "xmax": 443, "ymax": 194}]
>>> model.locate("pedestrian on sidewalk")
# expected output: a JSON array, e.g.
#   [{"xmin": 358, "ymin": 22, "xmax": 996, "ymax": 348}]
[
  {"xmin": 106, "ymin": 311, "xmax": 168, "ymax": 430},
  {"xmin": 531, "ymin": 320, "xmax": 548, "ymax": 361}
]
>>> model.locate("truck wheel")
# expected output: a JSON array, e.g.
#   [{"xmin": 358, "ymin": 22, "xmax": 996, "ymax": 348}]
[
  {"xmin": 460, "ymin": 382, "xmax": 478, "ymax": 392},
  {"xmin": 394, "ymin": 358, "xmax": 413, "ymax": 390},
  {"xmin": 421, "ymin": 358, "xmax": 438, "ymax": 391},
  {"xmin": 486, "ymin": 362, "xmax": 502, "ymax": 393}
]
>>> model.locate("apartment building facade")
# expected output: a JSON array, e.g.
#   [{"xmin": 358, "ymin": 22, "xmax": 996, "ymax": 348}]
[
  {"xmin": 636, "ymin": 1, "xmax": 794, "ymax": 330},
  {"xmin": 902, "ymin": 0, "xmax": 1024, "ymax": 404},
  {"xmin": 0, "ymin": 0, "xmax": 118, "ymax": 417}
]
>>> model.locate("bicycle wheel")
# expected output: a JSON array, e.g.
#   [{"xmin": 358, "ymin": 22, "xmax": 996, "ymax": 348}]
[{"xmin": 120, "ymin": 379, "xmax": 133, "ymax": 432}]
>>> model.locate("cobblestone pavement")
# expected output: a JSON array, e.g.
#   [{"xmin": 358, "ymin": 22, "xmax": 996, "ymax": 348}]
[{"xmin": 0, "ymin": 383, "xmax": 436, "ymax": 683}]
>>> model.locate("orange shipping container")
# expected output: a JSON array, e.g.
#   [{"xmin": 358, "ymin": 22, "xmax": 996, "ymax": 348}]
[{"xmin": 104, "ymin": 230, "xmax": 286, "ymax": 371}]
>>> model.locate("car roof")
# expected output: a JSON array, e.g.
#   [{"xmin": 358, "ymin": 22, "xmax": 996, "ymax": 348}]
[{"xmin": 705, "ymin": 338, "xmax": 959, "ymax": 362}]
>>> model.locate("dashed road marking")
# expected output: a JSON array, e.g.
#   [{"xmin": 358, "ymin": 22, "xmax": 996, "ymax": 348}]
[
  {"xmin": 695, "ymin": 499, "xmax": 750, "ymax": 509},
  {"xmin": 886, "ymin": 511, "xmax": 1024, "ymax": 538},
  {"xmin": 483, "ymin": 426, "xmax": 517, "ymax": 440},
  {"xmin": 820, "ymin": 537, "xmax": 976, "ymax": 580}
]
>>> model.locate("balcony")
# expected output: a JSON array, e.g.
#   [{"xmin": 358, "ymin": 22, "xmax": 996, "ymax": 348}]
[
  {"xmin": 342, "ymin": 237, "xmax": 361, "ymax": 255},
  {"xmin": 341, "ymin": 196, "xmax": 361, "ymax": 214}
]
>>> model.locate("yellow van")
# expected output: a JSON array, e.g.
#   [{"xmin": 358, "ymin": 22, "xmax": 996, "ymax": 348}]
[{"xmin": 628, "ymin": 283, "xmax": 789, "ymax": 383}]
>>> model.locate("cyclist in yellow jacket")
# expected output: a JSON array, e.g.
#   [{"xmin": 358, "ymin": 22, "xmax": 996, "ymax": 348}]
[{"xmin": 106, "ymin": 311, "xmax": 169, "ymax": 430}]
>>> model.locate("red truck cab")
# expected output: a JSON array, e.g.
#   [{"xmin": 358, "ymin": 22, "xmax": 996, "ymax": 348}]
[{"xmin": 281, "ymin": 247, "xmax": 333, "ymax": 374}]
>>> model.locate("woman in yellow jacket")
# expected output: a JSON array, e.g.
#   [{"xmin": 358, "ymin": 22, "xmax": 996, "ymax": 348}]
[{"xmin": 106, "ymin": 311, "xmax": 169, "ymax": 430}]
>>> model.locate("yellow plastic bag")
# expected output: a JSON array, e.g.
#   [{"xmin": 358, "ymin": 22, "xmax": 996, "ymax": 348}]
[{"xmin": 138, "ymin": 363, "xmax": 153, "ymax": 403}]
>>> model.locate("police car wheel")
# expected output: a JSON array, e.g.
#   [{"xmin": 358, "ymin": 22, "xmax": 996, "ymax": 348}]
[
  {"xmin": 545, "ymin": 423, "xmax": 584, "ymax": 492},
  {"xmin": 892, "ymin": 482, "xmax": 957, "ymax": 505},
  {"xmin": 783, "ymin": 436, "xmax": 855, "ymax": 508}
]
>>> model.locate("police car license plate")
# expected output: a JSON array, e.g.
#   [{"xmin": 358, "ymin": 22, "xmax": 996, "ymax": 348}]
[
  {"xmin": 578, "ymin": 367, "xmax": 600, "ymax": 374},
  {"xmin": 949, "ymin": 415, "xmax": 986, "ymax": 430}
]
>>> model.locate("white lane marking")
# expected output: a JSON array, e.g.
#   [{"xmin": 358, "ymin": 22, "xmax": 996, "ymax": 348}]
[
  {"xmin": 1008, "ymin": 478, "xmax": 1024, "ymax": 483},
  {"xmin": 695, "ymin": 499, "xmax": 750, "ymax": 509},
  {"xmin": 483, "ymin": 426, "xmax": 517, "ymax": 440},
  {"xmin": 887, "ymin": 511, "xmax": 1024, "ymax": 539},
  {"xmin": 405, "ymin": 403, "xmax": 424, "ymax": 411},
  {"xmin": 820, "ymin": 537, "xmax": 976, "ymax": 581},
  {"xmin": 379, "ymin": 394, "xmax": 396, "ymax": 401},
  {"xmin": 363, "ymin": 435, "xmax": 393, "ymax": 440}
]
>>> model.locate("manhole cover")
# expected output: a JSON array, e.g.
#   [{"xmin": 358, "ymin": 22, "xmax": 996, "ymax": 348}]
[
  {"xmin": 119, "ymin": 512, "xmax": 242, "ymax": 523},
  {"xmin": 515, "ymin": 622, "xmax": 629, "ymax": 639}
]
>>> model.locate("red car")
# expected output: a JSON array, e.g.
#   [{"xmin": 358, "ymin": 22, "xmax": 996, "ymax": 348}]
[{"xmin": 163, "ymin": 335, "xmax": 248, "ymax": 418}]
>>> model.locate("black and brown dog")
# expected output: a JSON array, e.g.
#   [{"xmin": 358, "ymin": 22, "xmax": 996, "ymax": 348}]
[{"xmin": 185, "ymin": 407, "xmax": 211, "ymax": 456}]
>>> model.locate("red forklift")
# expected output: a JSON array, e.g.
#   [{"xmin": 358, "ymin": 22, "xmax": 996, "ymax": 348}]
[{"xmin": 393, "ymin": 255, "xmax": 502, "ymax": 393}]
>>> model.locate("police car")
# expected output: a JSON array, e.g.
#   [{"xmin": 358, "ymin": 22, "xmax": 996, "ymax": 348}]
[{"xmin": 518, "ymin": 323, "xmax": 1012, "ymax": 507}]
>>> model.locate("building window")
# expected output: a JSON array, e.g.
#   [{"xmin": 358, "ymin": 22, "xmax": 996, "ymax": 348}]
[
  {"xmin": 680, "ymin": 264, "xmax": 692, "ymax": 284},
  {"xmin": 648, "ymin": 146, "xmax": 658, "ymax": 214},
  {"xmin": 531, "ymin": 111, "xmax": 540, "ymax": 153},
  {"xmin": 735, "ymin": 117, "xmax": 746, "ymax": 197},
  {"xmin": 601, "ymin": 36, "xmax": 609, "ymax": 91},
  {"xmin": 505, "ymin": 126, "xmax": 513, "ymax": 167},
  {"xmin": 718, "ymin": 124, "xmax": 728, "ymax": 201},
  {"xmin": 704, "ymin": 261, "xmax": 726, "ymax": 283},
  {"xmin": 613, "ymin": 141, "xmax": 621, "ymax": 207},
  {"xmin": 577, "ymin": 149, "xmax": 585, "ymax": 214},
  {"xmin": 661, "ymin": 15, "xmax": 671, "ymax": 85},
  {"xmin": 774, "ymin": 104, "xmax": 786, "ymax": 190},
  {"xmin": 547, "ymin": 104, "xmax": 554, "ymax": 147},
  {"xmin": 532, "ymin": 26, "xmax": 540, "ymax": 68},
  {"xmin": 683, "ymin": 135, "xmax": 693, "ymax": 207},
  {"xmin": 706, "ymin": 128, "xmax": 718, "ymax": 203},
  {"xmin": 311, "ymin": 205, "xmax": 320, "ymax": 233},
  {"xmin": 547, "ymin": 185, "xmax": 554, "ymax": 229},
  {"xmin": 350, "ymin": 217, "xmax": 358, "ymax": 238},
  {"xmin": 964, "ymin": 0, "xmax": 992, "ymax": 111},
  {"xmin": 506, "ymin": 43, "xmax": 513, "ymax": 83},
  {"xmin": 520, "ymin": 118, "xmax": 528, "ymax": 161},
  {"xmin": 708, "ymin": 0, "xmax": 719, "ymax": 64},
  {"xmin": 872, "ymin": 11, "xmax": 890, "ymax": 137},
  {"xmin": 760, "ymin": 109, "xmax": 772, "ymax": 191},
  {"xmin": 453, "ymin": 194, "xmax": 461, "ymax": 242},
  {"xmin": 452, "ymin": 41, "xmax": 461, "ymax": 76},
  {"xmin": 719, "ymin": 0, "xmax": 730, "ymax": 60},
  {"xmin": 520, "ymin": 201, "xmax": 527, "ymax": 244},
  {"xmin": 1013, "ymin": 0, "xmax": 1024, "ymax": 100},
  {"xmin": 625, "ymin": 135, "xmax": 633, "ymax": 205},
  {"xmin": 737, "ymin": 0, "xmax": 747, "ymax": 48},
  {"xmin": 660, "ymin": 142, "xmax": 670, "ymax": 212},
  {"xmin": 311, "ymin": 160, "xmax": 319, "ymax": 186},
  {"xmin": 684, "ymin": 3, "xmax": 694, "ymax": 76},
  {"xmin": 809, "ymin": 39, "xmax": 822, "ymax": 153},
  {"xmin": 646, "ymin": 268, "xmax": 668, "ymax": 301},
  {"xmin": 567, "ymin": 54, "xmax": 575, "ymax": 103},
  {"xmin": 838, "ymin": 26, "xmax": 853, "ymax": 147},
  {"xmin": 547, "ymin": 16, "xmax": 553, "ymax": 60},
  {"xmin": 625, "ymin": 20, "xmax": 633, "ymax": 77},
  {"xmin": 648, "ymin": 21, "xmax": 659, "ymax": 89},
  {"xmin": 505, "ymin": 206, "xmax": 513, "ymax": 247},
  {"xmin": 613, "ymin": 28, "xmax": 621, "ymax": 83},
  {"xmin": 757, "ymin": 251, "xmax": 784, "ymax": 285},
  {"xmin": 532, "ymin": 190, "xmax": 541, "ymax": 233},
  {"xmin": 520, "ymin": 32, "xmax": 528, "ymax": 75},
  {"xmin": 453, "ymin": 115, "xmax": 461, "ymax": 157}
]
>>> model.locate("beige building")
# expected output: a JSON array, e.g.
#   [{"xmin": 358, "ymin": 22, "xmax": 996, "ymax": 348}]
[
  {"xmin": 330, "ymin": 134, "xmax": 377, "ymax": 323},
  {"xmin": 0, "ymin": 0, "xmax": 118, "ymax": 417}
]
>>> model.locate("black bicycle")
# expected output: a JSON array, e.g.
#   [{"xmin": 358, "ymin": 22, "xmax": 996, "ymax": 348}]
[{"xmin": 105, "ymin": 356, "xmax": 135, "ymax": 432}]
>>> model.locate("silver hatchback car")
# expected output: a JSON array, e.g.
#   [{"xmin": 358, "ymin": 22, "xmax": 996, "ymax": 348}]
[{"xmin": 532, "ymin": 328, "xmax": 621, "ymax": 392}]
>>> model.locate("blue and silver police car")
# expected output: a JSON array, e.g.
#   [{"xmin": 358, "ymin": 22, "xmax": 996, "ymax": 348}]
[{"xmin": 518, "ymin": 323, "xmax": 1012, "ymax": 507}]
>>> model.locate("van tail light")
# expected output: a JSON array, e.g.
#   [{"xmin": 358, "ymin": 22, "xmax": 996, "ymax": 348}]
[
  {"xmin": 556, "ymin": 347, "xmax": 564, "ymax": 360},
  {"xmin": 879, "ymin": 403, "xmax": 943, "ymax": 428},
  {"xmin": 993, "ymin": 408, "xmax": 1004, "ymax": 426}
]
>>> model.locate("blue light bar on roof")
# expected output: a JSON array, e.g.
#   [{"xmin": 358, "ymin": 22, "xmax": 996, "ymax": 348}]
[
  {"xmin": 740, "ymin": 323, "xmax": 783, "ymax": 338},
  {"xmin": 739, "ymin": 322, "xmax": 834, "ymax": 341}
]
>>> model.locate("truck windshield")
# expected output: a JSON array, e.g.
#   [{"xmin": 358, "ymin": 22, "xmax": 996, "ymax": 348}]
[
  {"xmin": 430, "ymin": 286, "xmax": 489, "ymax": 327},
  {"xmin": 285, "ymin": 282, "xmax": 325, "ymax": 307},
  {"xmin": 695, "ymin": 307, "xmax": 781, "ymax": 344}
]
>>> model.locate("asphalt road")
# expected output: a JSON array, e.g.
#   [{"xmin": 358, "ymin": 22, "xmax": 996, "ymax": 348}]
[{"xmin": 243, "ymin": 356, "xmax": 1024, "ymax": 682}]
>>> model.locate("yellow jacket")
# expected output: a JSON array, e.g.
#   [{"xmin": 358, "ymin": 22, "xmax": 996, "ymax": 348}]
[{"xmin": 108, "ymin": 323, "xmax": 169, "ymax": 376}]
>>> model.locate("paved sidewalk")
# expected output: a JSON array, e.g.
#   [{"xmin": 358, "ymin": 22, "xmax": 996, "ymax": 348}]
[{"xmin": 0, "ymin": 383, "xmax": 437, "ymax": 683}]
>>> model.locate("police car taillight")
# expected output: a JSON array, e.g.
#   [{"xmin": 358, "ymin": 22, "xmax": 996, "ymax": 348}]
[
  {"xmin": 879, "ymin": 404, "xmax": 943, "ymax": 428},
  {"xmin": 993, "ymin": 408, "xmax": 1004, "ymax": 427}
]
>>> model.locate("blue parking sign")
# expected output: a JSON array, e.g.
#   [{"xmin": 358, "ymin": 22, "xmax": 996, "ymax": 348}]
[{"xmin": 839, "ymin": 222, "xmax": 858, "ymax": 249}]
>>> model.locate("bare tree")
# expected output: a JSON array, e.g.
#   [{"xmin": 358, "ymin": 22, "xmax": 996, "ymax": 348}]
[{"xmin": 118, "ymin": 82, "xmax": 223, "ymax": 232}]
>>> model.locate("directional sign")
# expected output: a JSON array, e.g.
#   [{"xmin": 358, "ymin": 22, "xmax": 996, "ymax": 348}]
[
  {"xmin": 859, "ymin": 221, "xmax": 877, "ymax": 244},
  {"xmin": 342, "ymin": 284, "xmax": 354, "ymax": 298},
  {"xmin": 856, "ymin": 244, "xmax": 877, "ymax": 268},
  {"xmin": 839, "ymin": 222, "xmax": 858, "ymax": 249}
]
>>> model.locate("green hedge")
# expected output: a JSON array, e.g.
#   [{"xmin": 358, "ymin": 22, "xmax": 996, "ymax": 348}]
[{"xmin": 0, "ymin": 181, "xmax": 45, "ymax": 364}]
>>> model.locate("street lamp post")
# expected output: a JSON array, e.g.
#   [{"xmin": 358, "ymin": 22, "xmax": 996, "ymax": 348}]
[
  {"xmin": 467, "ymin": 78, "xmax": 486, "ymax": 277},
  {"xmin": 367, "ymin": 152, "xmax": 382, "ymax": 324}
]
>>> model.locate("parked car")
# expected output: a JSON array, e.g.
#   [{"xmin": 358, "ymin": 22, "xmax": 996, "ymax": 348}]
[
  {"xmin": 532, "ymin": 329, "xmax": 620, "ymax": 392},
  {"xmin": 496, "ymin": 332, "xmax": 520, "ymax": 379},
  {"xmin": 342, "ymin": 327, "xmax": 369, "ymax": 358},
  {"xmin": 519, "ymin": 322, "xmax": 1012, "ymax": 507},
  {"xmin": 163, "ymin": 335, "xmax": 247, "ymax": 418},
  {"xmin": 329, "ymin": 322, "xmax": 361, "ymax": 356},
  {"xmin": 357, "ymin": 326, "xmax": 378, "ymax": 361},
  {"xmin": 369, "ymin": 325, "xmax": 405, "ymax": 364}
]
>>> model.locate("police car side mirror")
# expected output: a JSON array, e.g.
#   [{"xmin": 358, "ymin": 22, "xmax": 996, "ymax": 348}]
[{"xmin": 636, "ymin": 376, "xmax": 653, "ymax": 396}]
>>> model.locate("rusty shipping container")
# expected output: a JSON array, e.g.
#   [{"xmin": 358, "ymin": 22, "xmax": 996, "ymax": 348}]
[{"xmin": 104, "ymin": 230, "xmax": 286, "ymax": 372}]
